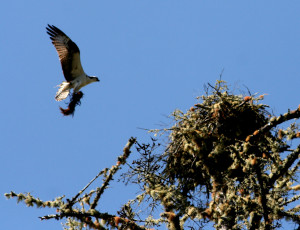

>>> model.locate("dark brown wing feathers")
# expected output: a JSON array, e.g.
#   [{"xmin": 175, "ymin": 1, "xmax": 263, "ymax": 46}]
[{"xmin": 46, "ymin": 24, "xmax": 81, "ymax": 82}]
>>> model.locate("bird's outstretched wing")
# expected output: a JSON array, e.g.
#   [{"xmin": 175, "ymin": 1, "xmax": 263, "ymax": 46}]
[{"xmin": 46, "ymin": 24, "xmax": 84, "ymax": 81}]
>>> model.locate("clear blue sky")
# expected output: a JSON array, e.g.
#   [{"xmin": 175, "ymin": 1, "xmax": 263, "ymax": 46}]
[{"xmin": 1, "ymin": 1, "xmax": 300, "ymax": 229}]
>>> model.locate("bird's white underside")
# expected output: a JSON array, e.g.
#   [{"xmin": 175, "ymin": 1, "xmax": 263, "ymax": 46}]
[{"xmin": 55, "ymin": 74, "xmax": 97, "ymax": 101}]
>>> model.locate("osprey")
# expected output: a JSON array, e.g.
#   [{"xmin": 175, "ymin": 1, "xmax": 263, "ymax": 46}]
[{"xmin": 46, "ymin": 24, "xmax": 99, "ymax": 101}]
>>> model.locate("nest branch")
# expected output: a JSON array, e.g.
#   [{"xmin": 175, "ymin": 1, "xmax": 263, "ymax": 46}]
[
  {"xmin": 246, "ymin": 106, "xmax": 300, "ymax": 142},
  {"xmin": 90, "ymin": 137, "xmax": 136, "ymax": 209}
]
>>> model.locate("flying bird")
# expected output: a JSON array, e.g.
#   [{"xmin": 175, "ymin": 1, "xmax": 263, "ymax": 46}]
[{"xmin": 46, "ymin": 24, "xmax": 99, "ymax": 101}]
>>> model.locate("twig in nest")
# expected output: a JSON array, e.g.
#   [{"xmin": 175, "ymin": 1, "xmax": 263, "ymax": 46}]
[{"xmin": 60, "ymin": 91, "xmax": 84, "ymax": 116}]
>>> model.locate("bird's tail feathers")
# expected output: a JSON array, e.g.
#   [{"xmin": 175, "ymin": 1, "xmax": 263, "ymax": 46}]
[{"xmin": 55, "ymin": 82, "xmax": 70, "ymax": 101}]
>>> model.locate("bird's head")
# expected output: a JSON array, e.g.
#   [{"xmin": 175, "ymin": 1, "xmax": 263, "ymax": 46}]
[{"xmin": 89, "ymin": 76, "xmax": 100, "ymax": 82}]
